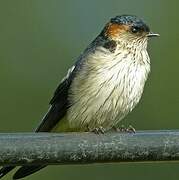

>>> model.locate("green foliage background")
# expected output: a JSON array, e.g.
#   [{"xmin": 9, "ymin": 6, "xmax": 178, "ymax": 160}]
[{"xmin": 0, "ymin": 0, "xmax": 179, "ymax": 179}]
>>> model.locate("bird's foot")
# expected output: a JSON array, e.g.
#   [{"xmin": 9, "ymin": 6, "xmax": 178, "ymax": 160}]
[
  {"xmin": 90, "ymin": 126, "xmax": 106, "ymax": 134},
  {"xmin": 113, "ymin": 125, "xmax": 136, "ymax": 133}
]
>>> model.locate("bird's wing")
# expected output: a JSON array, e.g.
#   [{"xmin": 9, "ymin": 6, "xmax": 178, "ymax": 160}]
[
  {"xmin": 35, "ymin": 38, "xmax": 103, "ymax": 132},
  {"xmin": 36, "ymin": 65, "xmax": 76, "ymax": 132}
]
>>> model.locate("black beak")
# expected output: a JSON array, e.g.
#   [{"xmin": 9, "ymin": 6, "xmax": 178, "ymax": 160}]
[{"xmin": 147, "ymin": 32, "xmax": 160, "ymax": 37}]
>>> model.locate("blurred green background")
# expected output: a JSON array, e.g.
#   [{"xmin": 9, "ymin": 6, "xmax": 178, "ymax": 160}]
[{"xmin": 0, "ymin": 0, "xmax": 179, "ymax": 179}]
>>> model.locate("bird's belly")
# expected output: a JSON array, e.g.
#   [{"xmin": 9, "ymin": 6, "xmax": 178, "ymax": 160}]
[
  {"xmin": 66, "ymin": 69, "xmax": 145, "ymax": 131},
  {"xmin": 53, "ymin": 45, "xmax": 150, "ymax": 132}
]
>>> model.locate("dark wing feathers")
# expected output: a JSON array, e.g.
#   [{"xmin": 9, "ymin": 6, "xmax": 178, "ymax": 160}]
[
  {"xmin": 36, "ymin": 65, "xmax": 76, "ymax": 132},
  {"xmin": 0, "ymin": 166, "xmax": 15, "ymax": 179}
]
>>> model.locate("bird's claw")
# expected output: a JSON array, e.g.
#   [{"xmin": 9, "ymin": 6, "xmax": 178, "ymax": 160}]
[
  {"xmin": 91, "ymin": 126, "xmax": 106, "ymax": 134},
  {"xmin": 113, "ymin": 125, "xmax": 136, "ymax": 133}
]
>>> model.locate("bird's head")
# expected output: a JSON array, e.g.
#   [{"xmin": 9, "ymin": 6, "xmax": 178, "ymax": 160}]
[{"xmin": 101, "ymin": 15, "xmax": 159, "ymax": 48}]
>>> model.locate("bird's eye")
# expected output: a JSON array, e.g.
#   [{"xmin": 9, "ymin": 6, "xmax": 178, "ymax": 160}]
[{"xmin": 131, "ymin": 26, "xmax": 140, "ymax": 34}]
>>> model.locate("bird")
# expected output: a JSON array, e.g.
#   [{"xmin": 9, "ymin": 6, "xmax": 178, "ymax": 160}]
[{"xmin": 0, "ymin": 15, "xmax": 159, "ymax": 179}]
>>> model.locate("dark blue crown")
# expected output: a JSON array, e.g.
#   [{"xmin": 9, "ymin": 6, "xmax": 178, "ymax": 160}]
[{"xmin": 110, "ymin": 15, "xmax": 150, "ymax": 33}]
